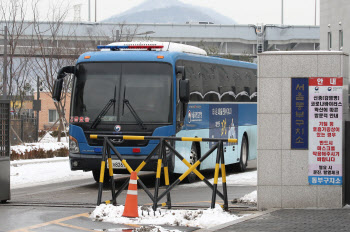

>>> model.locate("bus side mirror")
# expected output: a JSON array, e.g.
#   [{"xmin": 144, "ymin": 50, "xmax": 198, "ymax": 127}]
[
  {"xmin": 52, "ymin": 66, "xmax": 75, "ymax": 102},
  {"xmin": 179, "ymin": 79, "xmax": 189, "ymax": 103},
  {"xmin": 176, "ymin": 66, "xmax": 186, "ymax": 80},
  {"xmin": 52, "ymin": 78, "xmax": 64, "ymax": 102}
]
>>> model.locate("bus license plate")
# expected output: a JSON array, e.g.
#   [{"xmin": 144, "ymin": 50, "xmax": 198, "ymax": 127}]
[{"xmin": 112, "ymin": 160, "xmax": 126, "ymax": 169}]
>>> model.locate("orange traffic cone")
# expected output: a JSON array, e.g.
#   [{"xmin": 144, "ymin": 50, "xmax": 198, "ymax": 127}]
[{"xmin": 122, "ymin": 172, "xmax": 139, "ymax": 218}]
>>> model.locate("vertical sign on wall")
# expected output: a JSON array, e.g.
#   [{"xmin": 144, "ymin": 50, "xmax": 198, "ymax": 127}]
[
  {"xmin": 308, "ymin": 77, "xmax": 343, "ymax": 185},
  {"xmin": 291, "ymin": 78, "xmax": 309, "ymax": 149}
]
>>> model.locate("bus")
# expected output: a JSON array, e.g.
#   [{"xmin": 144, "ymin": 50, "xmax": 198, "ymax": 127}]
[{"xmin": 52, "ymin": 42, "xmax": 257, "ymax": 183}]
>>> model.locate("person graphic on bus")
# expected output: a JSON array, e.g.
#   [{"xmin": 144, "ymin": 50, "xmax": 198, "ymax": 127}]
[{"xmin": 228, "ymin": 118, "xmax": 236, "ymax": 145}]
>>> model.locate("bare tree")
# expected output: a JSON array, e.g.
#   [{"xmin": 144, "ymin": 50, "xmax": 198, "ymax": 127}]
[
  {"xmin": 0, "ymin": 0, "xmax": 32, "ymax": 114},
  {"xmin": 30, "ymin": 0, "xmax": 76, "ymax": 142}
]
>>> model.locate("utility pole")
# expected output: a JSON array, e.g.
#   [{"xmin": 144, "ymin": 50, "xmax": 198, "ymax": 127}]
[
  {"xmin": 95, "ymin": 0, "xmax": 97, "ymax": 22},
  {"xmin": 314, "ymin": 0, "xmax": 317, "ymax": 26},
  {"xmin": 88, "ymin": 0, "xmax": 91, "ymax": 22},
  {"xmin": 3, "ymin": 25, "xmax": 7, "ymax": 99},
  {"xmin": 281, "ymin": 0, "xmax": 284, "ymax": 25},
  {"xmin": 35, "ymin": 76, "xmax": 41, "ymax": 141}
]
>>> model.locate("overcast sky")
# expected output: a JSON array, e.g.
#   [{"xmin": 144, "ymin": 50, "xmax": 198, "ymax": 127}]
[{"xmin": 12, "ymin": 0, "xmax": 320, "ymax": 25}]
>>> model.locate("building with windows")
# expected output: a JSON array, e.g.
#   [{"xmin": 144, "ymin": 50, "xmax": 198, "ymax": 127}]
[
  {"xmin": 34, "ymin": 92, "xmax": 70, "ymax": 130},
  {"xmin": 0, "ymin": 21, "xmax": 319, "ymax": 58},
  {"xmin": 320, "ymin": 0, "xmax": 350, "ymax": 52}
]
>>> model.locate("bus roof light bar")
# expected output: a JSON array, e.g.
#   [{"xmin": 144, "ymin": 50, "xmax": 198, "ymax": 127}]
[{"xmin": 97, "ymin": 45, "xmax": 164, "ymax": 51}]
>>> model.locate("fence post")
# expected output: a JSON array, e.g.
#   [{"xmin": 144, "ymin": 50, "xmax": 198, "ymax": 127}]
[
  {"xmin": 220, "ymin": 141, "xmax": 228, "ymax": 211},
  {"xmin": 153, "ymin": 139, "xmax": 163, "ymax": 212},
  {"xmin": 211, "ymin": 141, "xmax": 221, "ymax": 209},
  {"xmin": 162, "ymin": 141, "xmax": 172, "ymax": 209},
  {"xmin": 97, "ymin": 138, "xmax": 107, "ymax": 206},
  {"xmin": 107, "ymin": 142, "xmax": 117, "ymax": 205}
]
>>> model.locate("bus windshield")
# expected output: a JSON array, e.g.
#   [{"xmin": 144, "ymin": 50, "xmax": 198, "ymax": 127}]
[{"xmin": 72, "ymin": 62, "xmax": 173, "ymax": 125}]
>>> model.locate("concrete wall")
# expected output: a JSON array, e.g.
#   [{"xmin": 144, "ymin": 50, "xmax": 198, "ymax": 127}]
[
  {"xmin": 257, "ymin": 51, "xmax": 348, "ymax": 209},
  {"xmin": 320, "ymin": 0, "xmax": 350, "ymax": 52}
]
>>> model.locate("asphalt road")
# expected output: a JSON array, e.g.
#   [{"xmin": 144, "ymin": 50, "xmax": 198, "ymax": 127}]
[{"xmin": 0, "ymin": 161, "xmax": 257, "ymax": 231}]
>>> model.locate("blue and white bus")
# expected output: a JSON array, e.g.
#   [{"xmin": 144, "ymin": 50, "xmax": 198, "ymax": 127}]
[{"xmin": 53, "ymin": 42, "xmax": 257, "ymax": 183}]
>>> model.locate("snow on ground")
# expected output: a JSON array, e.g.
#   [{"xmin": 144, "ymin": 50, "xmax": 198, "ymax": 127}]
[
  {"xmin": 90, "ymin": 204, "xmax": 242, "ymax": 229},
  {"xmin": 239, "ymin": 190, "xmax": 257, "ymax": 203},
  {"xmin": 179, "ymin": 170, "xmax": 257, "ymax": 188},
  {"xmin": 11, "ymin": 133, "xmax": 68, "ymax": 154},
  {"xmin": 10, "ymin": 157, "xmax": 92, "ymax": 189},
  {"xmin": 9, "ymin": 133, "xmax": 90, "ymax": 189}
]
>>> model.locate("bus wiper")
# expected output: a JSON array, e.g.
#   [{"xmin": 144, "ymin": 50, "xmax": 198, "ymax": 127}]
[
  {"xmin": 123, "ymin": 99, "xmax": 147, "ymax": 130},
  {"xmin": 90, "ymin": 99, "xmax": 116, "ymax": 129}
]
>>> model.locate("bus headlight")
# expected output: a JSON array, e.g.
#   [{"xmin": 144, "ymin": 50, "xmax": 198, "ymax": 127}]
[{"xmin": 69, "ymin": 136, "xmax": 80, "ymax": 153}]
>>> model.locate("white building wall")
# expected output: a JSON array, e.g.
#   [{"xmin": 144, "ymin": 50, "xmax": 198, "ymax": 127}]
[
  {"xmin": 320, "ymin": 0, "xmax": 350, "ymax": 52},
  {"xmin": 258, "ymin": 51, "xmax": 348, "ymax": 209}
]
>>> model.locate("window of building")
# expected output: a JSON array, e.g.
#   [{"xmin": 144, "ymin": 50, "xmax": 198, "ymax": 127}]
[
  {"xmin": 328, "ymin": 32, "xmax": 332, "ymax": 50},
  {"xmin": 49, "ymin": 109, "xmax": 58, "ymax": 123},
  {"xmin": 339, "ymin": 30, "xmax": 343, "ymax": 50}
]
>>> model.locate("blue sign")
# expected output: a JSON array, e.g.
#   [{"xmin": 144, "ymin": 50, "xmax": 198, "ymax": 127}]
[
  {"xmin": 209, "ymin": 104, "xmax": 238, "ymax": 147},
  {"xmin": 308, "ymin": 176, "xmax": 342, "ymax": 185},
  {"xmin": 184, "ymin": 104, "xmax": 209, "ymax": 130},
  {"xmin": 291, "ymin": 78, "xmax": 308, "ymax": 149}
]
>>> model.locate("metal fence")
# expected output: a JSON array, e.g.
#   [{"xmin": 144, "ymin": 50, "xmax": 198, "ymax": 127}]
[
  {"xmin": 0, "ymin": 100, "xmax": 10, "ymax": 202},
  {"xmin": 93, "ymin": 134, "xmax": 238, "ymax": 211},
  {"xmin": 10, "ymin": 115, "xmax": 38, "ymax": 145},
  {"xmin": 0, "ymin": 101, "xmax": 10, "ymax": 157}
]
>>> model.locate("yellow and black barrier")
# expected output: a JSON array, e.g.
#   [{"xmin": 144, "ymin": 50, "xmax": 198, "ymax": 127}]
[{"xmin": 92, "ymin": 134, "xmax": 237, "ymax": 211}]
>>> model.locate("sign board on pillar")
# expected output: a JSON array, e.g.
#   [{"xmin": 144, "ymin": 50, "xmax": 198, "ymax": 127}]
[
  {"xmin": 308, "ymin": 77, "xmax": 343, "ymax": 185},
  {"xmin": 291, "ymin": 78, "xmax": 309, "ymax": 149},
  {"xmin": 33, "ymin": 100, "xmax": 41, "ymax": 111}
]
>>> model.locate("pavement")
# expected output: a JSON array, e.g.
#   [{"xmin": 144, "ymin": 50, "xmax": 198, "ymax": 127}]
[
  {"xmin": 4, "ymin": 206, "xmax": 350, "ymax": 232},
  {"xmin": 199, "ymin": 207, "xmax": 350, "ymax": 232}
]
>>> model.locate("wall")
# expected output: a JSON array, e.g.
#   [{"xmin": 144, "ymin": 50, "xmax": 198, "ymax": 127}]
[
  {"xmin": 320, "ymin": 0, "xmax": 350, "ymax": 52},
  {"xmin": 258, "ymin": 51, "xmax": 348, "ymax": 209},
  {"xmin": 34, "ymin": 92, "xmax": 71, "ymax": 131}
]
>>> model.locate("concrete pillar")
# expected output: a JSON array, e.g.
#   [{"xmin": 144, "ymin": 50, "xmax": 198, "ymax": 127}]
[{"xmin": 257, "ymin": 51, "xmax": 349, "ymax": 209}]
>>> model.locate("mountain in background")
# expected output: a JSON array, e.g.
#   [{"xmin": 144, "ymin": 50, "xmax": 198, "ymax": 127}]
[{"xmin": 103, "ymin": 0, "xmax": 236, "ymax": 24}]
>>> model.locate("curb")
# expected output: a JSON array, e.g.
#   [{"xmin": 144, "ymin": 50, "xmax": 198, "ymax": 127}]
[
  {"xmin": 11, "ymin": 157, "xmax": 69, "ymax": 166},
  {"xmin": 194, "ymin": 208, "xmax": 278, "ymax": 232}
]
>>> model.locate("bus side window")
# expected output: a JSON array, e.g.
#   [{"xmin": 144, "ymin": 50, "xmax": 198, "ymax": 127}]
[
  {"xmin": 185, "ymin": 61, "xmax": 203, "ymax": 102},
  {"xmin": 251, "ymin": 87, "xmax": 257, "ymax": 102},
  {"xmin": 219, "ymin": 65, "xmax": 234, "ymax": 102}
]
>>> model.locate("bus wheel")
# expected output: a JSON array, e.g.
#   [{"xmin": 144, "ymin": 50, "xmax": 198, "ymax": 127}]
[
  {"xmin": 92, "ymin": 169, "xmax": 110, "ymax": 184},
  {"xmin": 187, "ymin": 143, "xmax": 199, "ymax": 183},
  {"xmin": 235, "ymin": 136, "xmax": 248, "ymax": 172}
]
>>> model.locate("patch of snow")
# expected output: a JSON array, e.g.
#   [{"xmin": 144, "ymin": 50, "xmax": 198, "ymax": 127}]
[
  {"xmin": 239, "ymin": 190, "xmax": 257, "ymax": 203},
  {"xmin": 11, "ymin": 133, "xmax": 68, "ymax": 154},
  {"xmin": 133, "ymin": 226, "xmax": 182, "ymax": 232},
  {"xmin": 90, "ymin": 204, "xmax": 241, "ymax": 229},
  {"xmin": 180, "ymin": 170, "xmax": 257, "ymax": 188},
  {"xmin": 10, "ymin": 158, "xmax": 91, "ymax": 189},
  {"xmin": 11, "ymin": 157, "xmax": 68, "ymax": 166}
]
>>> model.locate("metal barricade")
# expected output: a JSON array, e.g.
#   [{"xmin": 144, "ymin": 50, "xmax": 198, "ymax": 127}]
[
  {"xmin": 91, "ymin": 134, "xmax": 237, "ymax": 211},
  {"xmin": 0, "ymin": 100, "xmax": 10, "ymax": 203}
]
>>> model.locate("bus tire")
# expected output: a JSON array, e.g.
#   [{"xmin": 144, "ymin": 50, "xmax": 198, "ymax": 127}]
[
  {"xmin": 187, "ymin": 143, "xmax": 200, "ymax": 183},
  {"xmin": 92, "ymin": 169, "xmax": 110, "ymax": 184},
  {"xmin": 235, "ymin": 135, "xmax": 248, "ymax": 172}
]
